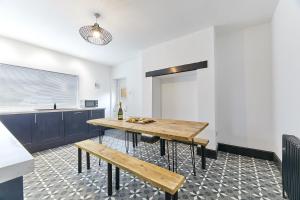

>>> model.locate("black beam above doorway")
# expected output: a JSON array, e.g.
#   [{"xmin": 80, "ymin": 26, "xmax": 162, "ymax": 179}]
[{"xmin": 145, "ymin": 61, "xmax": 208, "ymax": 78}]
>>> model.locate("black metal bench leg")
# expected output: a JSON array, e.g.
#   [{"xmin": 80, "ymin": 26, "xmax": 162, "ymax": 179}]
[
  {"xmin": 165, "ymin": 192, "xmax": 177, "ymax": 200},
  {"xmin": 78, "ymin": 148, "xmax": 82, "ymax": 173},
  {"xmin": 86, "ymin": 152, "xmax": 90, "ymax": 170},
  {"xmin": 173, "ymin": 192, "xmax": 178, "ymax": 200},
  {"xmin": 108, "ymin": 163, "xmax": 112, "ymax": 196},
  {"xmin": 160, "ymin": 139, "xmax": 166, "ymax": 156},
  {"xmin": 165, "ymin": 192, "xmax": 172, "ymax": 200},
  {"xmin": 201, "ymin": 145, "xmax": 206, "ymax": 169},
  {"xmin": 116, "ymin": 167, "xmax": 120, "ymax": 190}
]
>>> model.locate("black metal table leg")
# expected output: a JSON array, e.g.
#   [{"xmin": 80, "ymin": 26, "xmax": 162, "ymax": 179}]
[
  {"xmin": 166, "ymin": 140, "xmax": 171, "ymax": 170},
  {"xmin": 99, "ymin": 126, "xmax": 104, "ymax": 166},
  {"xmin": 175, "ymin": 142, "xmax": 178, "ymax": 173},
  {"xmin": 116, "ymin": 167, "xmax": 120, "ymax": 190},
  {"xmin": 160, "ymin": 139, "xmax": 166, "ymax": 156},
  {"xmin": 191, "ymin": 139, "xmax": 196, "ymax": 176},
  {"xmin": 172, "ymin": 141, "xmax": 175, "ymax": 172},
  {"xmin": 108, "ymin": 163, "xmax": 112, "ymax": 196},
  {"xmin": 132, "ymin": 132, "xmax": 136, "ymax": 148},
  {"xmin": 135, "ymin": 133, "xmax": 138, "ymax": 147},
  {"xmin": 125, "ymin": 131, "xmax": 129, "ymax": 153},
  {"xmin": 99, "ymin": 128, "xmax": 103, "ymax": 166},
  {"xmin": 201, "ymin": 145, "xmax": 206, "ymax": 169},
  {"xmin": 99, "ymin": 127, "xmax": 103, "ymax": 143},
  {"xmin": 124, "ymin": 131, "xmax": 127, "ymax": 151},
  {"xmin": 78, "ymin": 148, "xmax": 82, "ymax": 173},
  {"xmin": 86, "ymin": 152, "xmax": 90, "ymax": 170}
]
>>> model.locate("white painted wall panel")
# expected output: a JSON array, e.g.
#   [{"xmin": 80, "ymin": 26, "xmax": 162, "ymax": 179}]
[
  {"xmin": 272, "ymin": 0, "xmax": 300, "ymax": 158},
  {"xmin": 215, "ymin": 23, "xmax": 273, "ymax": 151}
]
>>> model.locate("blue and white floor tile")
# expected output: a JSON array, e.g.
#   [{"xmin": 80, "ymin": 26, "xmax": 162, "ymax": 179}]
[{"xmin": 24, "ymin": 130, "xmax": 283, "ymax": 200}]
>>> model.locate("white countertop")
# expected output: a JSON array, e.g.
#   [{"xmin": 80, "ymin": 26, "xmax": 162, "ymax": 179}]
[
  {"xmin": 0, "ymin": 107, "xmax": 105, "ymax": 115},
  {"xmin": 0, "ymin": 122, "xmax": 34, "ymax": 183}
]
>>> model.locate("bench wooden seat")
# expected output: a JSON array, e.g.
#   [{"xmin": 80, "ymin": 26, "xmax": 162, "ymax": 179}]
[
  {"xmin": 75, "ymin": 140, "xmax": 185, "ymax": 200},
  {"xmin": 193, "ymin": 138, "xmax": 209, "ymax": 147}
]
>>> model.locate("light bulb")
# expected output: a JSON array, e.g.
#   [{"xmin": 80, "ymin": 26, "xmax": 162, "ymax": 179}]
[{"xmin": 93, "ymin": 30, "xmax": 101, "ymax": 38}]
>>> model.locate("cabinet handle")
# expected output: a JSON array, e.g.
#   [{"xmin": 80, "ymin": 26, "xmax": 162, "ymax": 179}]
[
  {"xmin": 91, "ymin": 110, "xmax": 93, "ymax": 118},
  {"xmin": 62, "ymin": 112, "xmax": 64, "ymax": 120},
  {"xmin": 34, "ymin": 114, "xmax": 37, "ymax": 124},
  {"xmin": 74, "ymin": 111, "xmax": 83, "ymax": 114}
]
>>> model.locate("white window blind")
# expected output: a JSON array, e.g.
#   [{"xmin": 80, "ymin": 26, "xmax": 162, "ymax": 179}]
[{"xmin": 0, "ymin": 63, "xmax": 78, "ymax": 109}]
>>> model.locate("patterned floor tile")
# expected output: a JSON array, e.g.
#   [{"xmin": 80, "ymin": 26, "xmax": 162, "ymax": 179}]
[{"xmin": 24, "ymin": 130, "xmax": 284, "ymax": 200}]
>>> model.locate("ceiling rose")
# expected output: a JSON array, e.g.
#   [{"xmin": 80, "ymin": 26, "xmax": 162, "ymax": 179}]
[{"xmin": 79, "ymin": 13, "xmax": 112, "ymax": 45}]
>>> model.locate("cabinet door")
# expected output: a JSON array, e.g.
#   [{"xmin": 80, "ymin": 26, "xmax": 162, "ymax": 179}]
[
  {"xmin": 0, "ymin": 114, "xmax": 34, "ymax": 151},
  {"xmin": 64, "ymin": 111, "xmax": 89, "ymax": 143},
  {"xmin": 90, "ymin": 109, "xmax": 105, "ymax": 119},
  {"xmin": 89, "ymin": 109, "xmax": 105, "ymax": 138},
  {"xmin": 32, "ymin": 112, "xmax": 64, "ymax": 151}
]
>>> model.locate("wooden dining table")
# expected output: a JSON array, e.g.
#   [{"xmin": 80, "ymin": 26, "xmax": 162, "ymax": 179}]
[{"xmin": 87, "ymin": 118, "xmax": 209, "ymax": 175}]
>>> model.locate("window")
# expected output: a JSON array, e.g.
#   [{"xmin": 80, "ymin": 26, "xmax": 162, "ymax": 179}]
[{"xmin": 0, "ymin": 63, "xmax": 78, "ymax": 109}]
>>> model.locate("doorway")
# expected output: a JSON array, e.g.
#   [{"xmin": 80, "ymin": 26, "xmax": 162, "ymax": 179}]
[{"xmin": 112, "ymin": 78, "xmax": 127, "ymax": 118}]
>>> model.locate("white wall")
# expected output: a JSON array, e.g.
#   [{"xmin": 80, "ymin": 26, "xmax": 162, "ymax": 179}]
[
  {"xmin": 0, "ymin": 36, "xmax": 112, "ymax": 116},
  {"xmin": 111, "ymin": 57, "xmax": 143, "ymax": 117},
  {"xmin": 112, "ymin": 23, "xmax": 276, "ymax": 153},
  {"xmin": 160, "ymin": 71, "xmax": 198, "ymax": 121},
  {"xmin": 215, "ymin": 23, "xmax": 273, "ymax": 151},
  {"xmin": 142, "ymin": 27, "xmax": 216, "ymax": 149},
  {"xmin": 152, "ymin": 78, "xmax": 161, "ymax": 118},
  {"xmin": 272, "ymin": 0, "xmax": 300, "ymax": 158}
]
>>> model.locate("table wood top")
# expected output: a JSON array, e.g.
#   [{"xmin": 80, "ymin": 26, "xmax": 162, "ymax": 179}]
[
  {"xmin": 87, "ymin": 118, "xmax": 209, "ymax": 141},
  {"xmin": 75, "ymin": 140, "xmax": 185, "ymax": 194}
]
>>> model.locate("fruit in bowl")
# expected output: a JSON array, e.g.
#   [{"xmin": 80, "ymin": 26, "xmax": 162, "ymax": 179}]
[{"xmin": 126, "ymin": 117, "xmax": 155, "ymax": 124}]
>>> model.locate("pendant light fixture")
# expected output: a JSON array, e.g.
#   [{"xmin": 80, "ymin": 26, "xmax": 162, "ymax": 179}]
[{"xmin": 79, "ymin": 13, "xmax": 112, "ymax": 45}]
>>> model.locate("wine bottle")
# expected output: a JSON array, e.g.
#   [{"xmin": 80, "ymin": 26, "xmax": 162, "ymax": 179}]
[{"xmin": 118, "ymin": 102, "xmax": 123, "ymax": 120}]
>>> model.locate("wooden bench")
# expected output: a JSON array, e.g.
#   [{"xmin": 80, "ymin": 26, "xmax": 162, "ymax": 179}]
[{"xmin": 75, "ymin": 140, "xmax": 185, "ymax": 200}]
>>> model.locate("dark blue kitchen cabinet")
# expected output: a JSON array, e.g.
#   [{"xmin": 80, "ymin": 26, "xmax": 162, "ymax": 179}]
[
  {"xmin": 0, "ymin": 113, "xmax": 34, "ymax": 151},
  {"xmin": 32, "ymin": 112, "xmax": 64, "ymax": 152},
  {"xmin": 64, "ymin": 110, "xmax": 89, "ymax": 143},
  {"xmin": 0, "ymin": 108, "xmax": 105, "ymax": 153},
  {"xmin": 88, "ymin": 109, "xmax": 105, "ymax": 137}
]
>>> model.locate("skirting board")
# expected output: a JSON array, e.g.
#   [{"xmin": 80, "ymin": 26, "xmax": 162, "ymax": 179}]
[
  {"xmin": 218, "ymin": 143, "xmax": 282, "ymax": 171},
  {"xmin": 273, "ymin": 153, "xmax": 282, "ymax": 172},
  {"xmin": 196, "ymin": 147, "xmax": 217, "ymax": 159},
  {"xmin": 218, "ymin": 143, "xmax": 274, "ymax": 160}
]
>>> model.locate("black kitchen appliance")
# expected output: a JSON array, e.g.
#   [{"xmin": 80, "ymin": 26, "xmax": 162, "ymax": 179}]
[{"xmin": 83, "ymin": 100, "xmax": 98, "ymax": 108}]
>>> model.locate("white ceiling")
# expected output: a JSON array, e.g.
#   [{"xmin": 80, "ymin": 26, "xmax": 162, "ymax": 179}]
[{"xmin": 0, "ymin": 0, "xmax": 278, "ymax": 66}]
